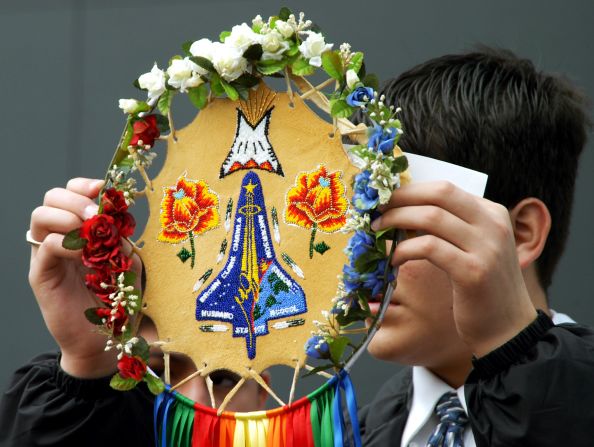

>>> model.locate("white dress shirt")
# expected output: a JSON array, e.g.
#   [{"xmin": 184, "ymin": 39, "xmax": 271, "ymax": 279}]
[{"xmin": 400, "ymin": 310, "xmax": 574, "ymax": 447}]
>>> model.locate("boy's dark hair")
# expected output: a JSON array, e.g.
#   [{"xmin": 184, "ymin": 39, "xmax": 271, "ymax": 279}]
[{"xmin": 375, "ymin": 47, "xmax": 590, "ymax": 290}]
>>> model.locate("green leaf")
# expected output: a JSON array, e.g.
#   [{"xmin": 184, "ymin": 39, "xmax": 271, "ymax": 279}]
[
  {"xmin": 336, "ymin": 307, "xmax": 371, "ymax": 327},
  {"xmin": 243, "ymin": 43, "xmax": 263, "ymax": 61},
  {"xmin": 110, "ymin": 373, "xmax": 139, "ymax": 391},
  {"xmin": 348, "ymin": 52, "xmax": 364, "ymax": 74},
  {"xmin": 188, "ymin": 83, "xmax": 209, "ymax": 109},
  {"xmin": 302, "ymin": 363, "xmax": 334, "ymax": 378},
  {"xmin": 257, "ymin": 59, "xmax": 287, "ymax": 75},
  {"xmin": 181, "ymin": 40, "xmax": 193, "ymax": 55},
  {"xmin": 210, "ymin": 73, "xmax": 225, "ymax": 96},
  {"xmin": 321, "ymin": 51, "xmax": 343, "ymax": 80},
  {"xmin": 144, "ymin": 374, "xmax": 165, "ymax": 395},
  {"xmin": 190, "ymin": 56, "xmax": 215, "ymax": 73},
  {"xmin": 123, "ymin": 271, "xmax": 137, "ymax": 287},
  {"xmin": 291, "ymin": 57, "xmax": 315, "ymax": 76},
  {"xmin": 219, "ymin": 30, "xmax": 231, "ymax": 43},
  {"xmin": 328, "ymin": 336, "xmax": 350, "ymax": 364},
  {"xmin": 84, "ymin": 307, "xmax": 103, "ymax": 325},
  {"xmin": 358, "ymin": 61, "xmax": 367, "ymax": 79},
  {"xmin": 119, "ymin": 120, "xmax": 134, "ymax": 153},
  {"xmin": 362, "ymin": 73, "xmax": 379, "ymax": 91},
  {"xmin": 353, "ymin": 250, "xmax": 384, "ymax": 273},
  {"xmin": 62, "ymin": 228, "xmax": 87, "ymax": 250},
  {"xmin": 177, "ymin": 247, "xmax": 192, "ymax": 262},
  {"xmin": 393, "ymin": 155, "xmax": 409, "ymax": 173},
  {"xmin": 220, "ymin": 79, "xmax": 239, "ymax": 101},
  {"xmin": 278, "ymin": 7, "xmax": 292, "ymax": 21},
  {"xmin": 313, "ymin": 241, "xmax": 331, "ymax": 255},
  {"xmin": 131, "ymin": 336, "xmax": 150, "ymax": 362},
  {"xmin": 330, "ymin": 99, "xmax": 355, "ymax": 119},
  {"xmin": 157, "ymin": 90, "xmax": 173, "ymax": 115},
  {"xmin": 375, "ymin": 227, "xmax": 396, "ymax": 241},
  {"xmin": 233, "ymin": 72, "xmax": 260, "ymax": 88},
  {"xmin": 154, "ymin": 114, "xmax": 170, "ymax": 133},
  {"xmin": 374, "ymin": 237, "xmax": 387, "ymax": 255},
  {"xmin": 287, "ymin": 42, "xmax": 300, "ymax": 57}
]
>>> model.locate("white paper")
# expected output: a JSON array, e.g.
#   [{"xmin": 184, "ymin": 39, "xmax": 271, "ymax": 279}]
[{"xmin": 404, "ymin": 152, "xmax": 488, "ymax": 198}]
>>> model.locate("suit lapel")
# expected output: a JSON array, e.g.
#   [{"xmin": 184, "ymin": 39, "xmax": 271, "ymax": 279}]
[{"xmin": 359, "ymin": 368, "xmax": 413, "ymax": 446}]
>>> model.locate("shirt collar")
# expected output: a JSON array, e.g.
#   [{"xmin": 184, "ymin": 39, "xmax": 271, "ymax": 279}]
[
  {"xmin": 401, "ymin": 366, "xmax": 462, "ymax": 446},
  {"xmin": 550, "ymin": 309, "xmax": 576, "ymax": 325}
]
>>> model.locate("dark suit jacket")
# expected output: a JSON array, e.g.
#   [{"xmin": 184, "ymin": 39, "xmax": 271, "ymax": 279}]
[{"xmin": 359, "ymin": 313, "xmax": 594, "ymax": 447}]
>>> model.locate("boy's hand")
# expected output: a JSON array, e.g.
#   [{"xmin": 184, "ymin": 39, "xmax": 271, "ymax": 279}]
[
  {"xmin": 28, "ymin": 178, "xmax": 139, "ymax": 378},
  {"xmin": 372, "ymin": 181, "xmax": 537, "ymax": 357}
]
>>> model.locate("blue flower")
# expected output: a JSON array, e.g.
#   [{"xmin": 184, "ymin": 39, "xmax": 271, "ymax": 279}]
[
  {"xmin": 305, "ymin": 335, "xmax": 330, "ymax": 359},
  {"xmin": 353, "ymin": 170, "xmax": 379, "ymax": 212},
  {"xmin": 346, "ymin": 86, "xmax": 375, "ymax": 107},
  {"xmin": 342, "ymin": 263, "xmax": 362, "ymax": 293},
  {"xmin": 363, "ymin": 259, "xmax": 394, "ymax": 297},
  {"xmin": 331, "ymin": 293, "xmax": 361, "ymax": 315},
  {"xmin": 346, "ymin": 230, "xmax": 374, "ymax": 262},
  {"xmin": 368, "ymin": 124, "xmax": 399, "ymax": 155}
]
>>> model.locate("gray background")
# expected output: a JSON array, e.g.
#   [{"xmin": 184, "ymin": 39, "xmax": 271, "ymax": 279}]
[{"xmin": 1, "ymin": 0, "xmax": 593, "ymax": 406}]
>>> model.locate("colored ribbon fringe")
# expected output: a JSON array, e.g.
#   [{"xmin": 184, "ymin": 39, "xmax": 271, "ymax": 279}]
[{"xmin": 154, "ymin": 371, "xmax": 361, "ymax": 447}]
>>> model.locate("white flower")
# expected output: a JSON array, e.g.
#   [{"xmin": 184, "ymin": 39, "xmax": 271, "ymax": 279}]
[
  {"xmin": 224, "ymin": 23, "xmax": 261, "ymax": 53},
  {"xmin": 211, "ymin": 42, "xmax": 248, "ymax": 82},
  {"xmin": 166, "ymin": 57, "xmax": 203, "ymax": 92},
  {"xmin": 298, "ymin": 31, "xmax": 333, "ymax": 67},
  {"xmin": 342, "ymin": 208, "xmax": 371, "ymax": 233},
  {"xmin": 274, "ymin": 20, "xmax": 295, "ymax": 38},
  {"xmin": 252, "ymin": 14, "xmax": 264, "ymax": 28},
  {"xmin": 260, "ymin": 30, "xmax": 290, "ymax": 61},
  {"xmin": 346, "ymin": 69, "xmax": 360, "ymax": 89},
  {"xmin": 189, "ymin": 38, "xmax": 215, "ymax": 75},
  {"xmin": 138, "ymin": 63, "xmax": 166, "ymax": 101},
  {"xmin": 369, "ymin": 158, "xmax": 400, "ymax": 204},
  {"xmin": 118, "ymin": 98, "xmax": 139, "ymax": 114},
  {"xmin": 340, "ymin": 42, "xmax": 352, "ymax": 57}
]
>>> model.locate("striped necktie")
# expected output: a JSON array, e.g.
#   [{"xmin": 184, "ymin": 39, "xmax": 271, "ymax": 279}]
[{"xmin": 426, "ymin": 391, "xmax": 468, "ymax": 447}]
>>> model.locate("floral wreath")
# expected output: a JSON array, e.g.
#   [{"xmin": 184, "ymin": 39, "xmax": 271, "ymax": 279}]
[{"xmin": 63, "ymin": 7, "xmax": 408, "ymax": 397}]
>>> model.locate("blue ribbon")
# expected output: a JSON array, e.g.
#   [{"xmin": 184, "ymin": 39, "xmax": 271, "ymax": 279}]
[
  {"xmin": 154, "ymin": 386, "xmax": 176, "ymax": 447},
  {"xmin": 331, "ymin": 371, "xmax": 362, "ymax": 447}
]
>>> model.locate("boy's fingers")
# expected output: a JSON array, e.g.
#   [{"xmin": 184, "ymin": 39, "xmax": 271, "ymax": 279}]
[
  {"xmin": 66, "ymin": 178, "xmax": 105, "ymax": 198},
  {"xmin": 30, "ymin": 206, "xmax": 83, "ymax": 243},
  {"xmin": 378, "ymin": 181, "xmax": 482, "ymax": 224},
  {"xmin": 391, "ymin": 234, "xmax": 462, "ymax": 274},
  {"xmin": 31, "ymin": 233, "xmax": 82, "ymax": 274},
  {"xmin": 43, "ymin": 188, "xmax": 99, "ymax": 221},
  {"xmin": 371, "ymin": 205, "xmax": 474, "ymax": 251}
]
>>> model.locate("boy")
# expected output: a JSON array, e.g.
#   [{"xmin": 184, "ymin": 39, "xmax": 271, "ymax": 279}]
[{"xmin": 358, "ymin": 48, "xmax": 594, "ymax": 446}]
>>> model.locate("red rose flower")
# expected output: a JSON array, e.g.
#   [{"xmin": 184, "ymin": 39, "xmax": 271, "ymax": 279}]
[
  {"xmin": 129, "ymin": 115, "xmax": 160, "ymax": 147},
  {"xmin": 117, "ymin": 355, "xmax": 147, "ymax": 381},
  {"xmin": 80, "ymin": 214, "xmax": 120, "ymax": 250},
  {"xmin": 113, "ymin": 211, "xmax": 135, "ymax": 238},
  {"xmin": 102, "ymin": 188, "xmax": 128, "ymax": 214},
  {"xmin": 95, "ymin": 305, "xmax": 128, "ymax": 336},
  {"xmin": 85, "ymin": 271, "xmax": 117, "ymax": 303},
  {"xmin": 101, "ymin": 189, "xmax": 136, "ymax": 237},
  {"xmin": 107, "ymin": 249, "xmax": 133, "ymax": 273},
  {"xmin": 82, "ymin": 244, "xmax": 121, "ymax": 270}
]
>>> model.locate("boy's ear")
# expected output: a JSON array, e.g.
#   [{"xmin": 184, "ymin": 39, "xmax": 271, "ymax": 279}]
[{"xmin": 509, "ymin": 197, "xmax": 551, "ymax": 269}]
